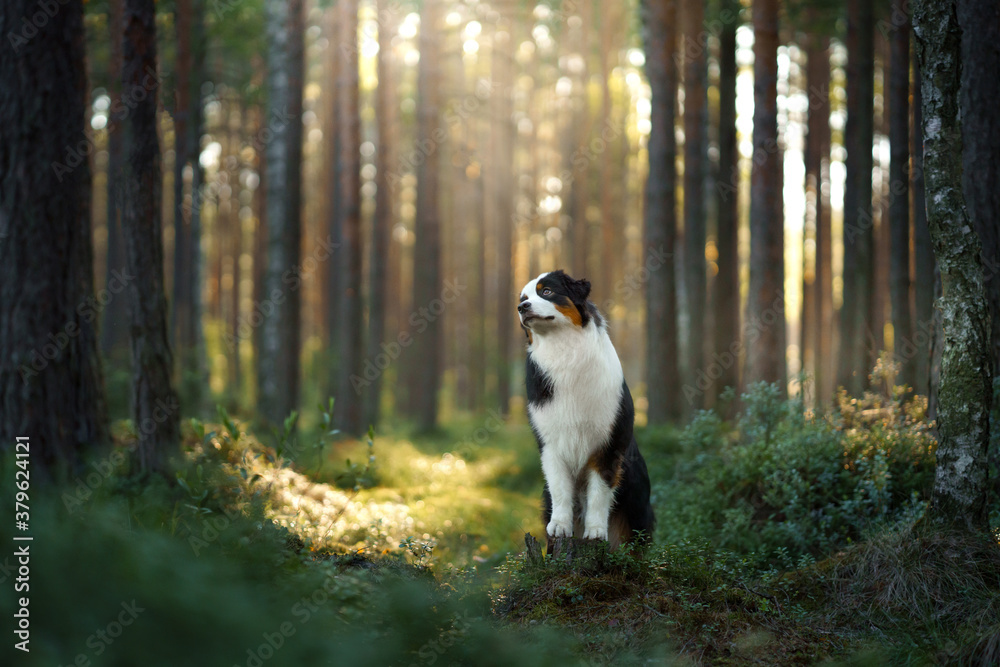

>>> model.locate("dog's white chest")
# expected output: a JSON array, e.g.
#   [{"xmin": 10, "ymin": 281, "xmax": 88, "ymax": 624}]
[{"xmin": 527, "ymin": 329, "xmax": 623, "ymax": 472}]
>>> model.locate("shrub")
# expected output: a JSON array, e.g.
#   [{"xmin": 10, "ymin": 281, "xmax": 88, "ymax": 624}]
[{"xmin": 653, "ymin": 365, "xmax": 936, "ymax": 566}]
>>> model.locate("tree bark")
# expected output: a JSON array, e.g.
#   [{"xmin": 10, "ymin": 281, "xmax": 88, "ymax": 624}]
[
  {"xmin": 324, "ymin": 8, "xmax": 343, "ymax": 392},
  {"xmin": 805, "ymin": 36, "xmax": 832, "ymax": 406},
  {"xmin": 0, "ymin": 0, "xmax": 108, "ymax": 477},
  {"xmin": 642, "ymin": 0, "xmax": 681, "ymax": 423},
  {"xmin": 364, "ymin": 0, "xmax": 396, "ymax": 429},
  {"xmin": 122, "ymin": 0, "xmax": 180, "ymax": 473},
  {"xmin": 745, "ymin": 0, "xmax": 786, "ymax": 391},
  {"xmin": 912, "ymin": 50, "xmax": 935, "ymax": 398},
  {"xmin": 103, "ymin": 0, "xmax": 129, "ymax": 357},
  {"xmin": 889, "ymin": 18, "xmax": 914, "ymax": 390},
  {"xmin": 713, "ymin": 0, "xmax": 741, "ymax": 406},
  {"xmin": 411, "ymin": 0, "xmax": 443, "ymax": 430},
  {"xmin": 958, "ymin": 0, "xmax": 1000, "ymax": 382},
  {"xmin": 493, "ymin": 29, "xmax": 515, "ymax": 416},
  {"xmin": 838, "ymin": 0, "xmax": 876, "ymax": 396},
  {"xmin": 682, "ymin": 0, "xmax": 707, "ymax": 409},
  {"xmin": 172, "ymin": 0, "xmax": 206, "ymax": 414},
  {"xmin": 336, "ymin": 0, "xmax": 364, "ymax": 436},
  {"xmin": 913, "ymin": 0, "xmax": 994, "ymax": 531},
  {"xmin": 257, "ymin": 0, "xmax": 304, "ymax": 428}
]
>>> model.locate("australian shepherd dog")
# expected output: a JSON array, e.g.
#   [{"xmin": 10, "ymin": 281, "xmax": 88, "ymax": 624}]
[{"xmin": 518, "ymin": 270, "xmax": 654, "ymax": 552}]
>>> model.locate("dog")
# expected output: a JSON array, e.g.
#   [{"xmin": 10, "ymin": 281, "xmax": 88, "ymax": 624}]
[{"xmin": 518, "ymin": 270, "xmax": 654, "ymax": 552}]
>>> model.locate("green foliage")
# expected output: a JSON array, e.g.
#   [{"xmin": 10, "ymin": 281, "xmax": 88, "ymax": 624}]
[{"xmin": 650, "ymin": 373, "xmax": 937, "ymax": 566}]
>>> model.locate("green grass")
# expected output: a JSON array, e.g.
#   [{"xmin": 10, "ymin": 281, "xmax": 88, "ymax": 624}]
[{"xmin": 6, "ymin": 379, "xmax": 998, "ymax": 666}]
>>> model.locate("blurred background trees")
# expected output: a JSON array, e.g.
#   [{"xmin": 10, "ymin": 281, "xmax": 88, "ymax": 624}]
[{"xmin": 20, "ymin": 0, "xmax": 993, "ymax": 442}]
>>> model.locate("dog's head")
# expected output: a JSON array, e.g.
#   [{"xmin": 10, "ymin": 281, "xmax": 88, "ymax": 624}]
[{"xmin": 517, "ymin": 270, "xmax": 594, "ymax": 338}]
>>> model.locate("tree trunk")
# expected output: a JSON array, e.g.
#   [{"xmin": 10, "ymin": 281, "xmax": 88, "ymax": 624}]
[
  {"xmin": 324, "ymin": 8, "xmax": 343, "ymax": 392},
  {"xmin": 642, "ymin": 0, "xmax": 681, "ymax": 423},
  {"xmin": 103, "ymin": 0, "xmax": 129, "ymax": 358},
  {"xmin": 122, "ymin": 0, "xmax": 180, "ymax": 473},
  {"xmin": 912, "ymin": 50, "xmax": 934, "ymax": 398},
  {"xmin": 683, "ymin": 0, "xmax": 707, "ymax": 409},
  {"xmin": 364, "ymin": 0, "xmax": 395, "ymax": 429},
  {"xmin": 889, "ymin": 18, "xmax": 914, "ymax": 390},
  {"xmin": 913, "ymin": 0, "xmax": 994, "ymax": 531},
  {"xmin": 958, "ymin": 0, "xmax": 1000, "ymax": 382},
  {"xmin": 805, "ymin": 36, "xmax": 833, "ymax": 406},
  {"xmin": 173, "ymin": 0, "xmax": 192, "ymax": 353},
  {"xmin": 713, "ymin": 0, "xmax": 740, "ymax": 406},
  {"xmin": 257, "ymin": 0, "xmax": 304, "ymax": 428},
  {"xmin": 411, "ymin": 0, "xmax": 442, "ymax": 431},
  {"xmin": 569, "ymin": 0, "xmax": 591, "ymax": 279},
  {"xmin": 493, "ymin": 29, "xmax": 515, "ymax": 416},
  {"xmin": 172, "ymin": 0, "xmax": 205, "ymax": 414},
  {"xmin": 838, "ymin": 0, "xmax": 876, "ymax": 396},
  {"xmin": 745, "ymin": 0, "xmax": 786, "ymax": 391},
  {"xmin": 598, "ymin": 2, "xmax": 615, "ymax": 299},
  {"xmin": 335, "ymin": 0, "xmax": 364, "ymax": 436},
  {"xmin": 0, "ymin": 0, "xmax": 108, "ymax": 477}
]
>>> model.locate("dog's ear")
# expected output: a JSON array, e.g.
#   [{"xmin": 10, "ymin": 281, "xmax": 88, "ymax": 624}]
[{"xmin": 569, "ymin": 277, "xmax": 591, "ymax": 302}]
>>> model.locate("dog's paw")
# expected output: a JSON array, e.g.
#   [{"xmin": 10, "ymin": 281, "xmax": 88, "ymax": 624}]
[
  {"xmin": 582, "ymin": 525, "xmax": 609, "ymax": 541},
  {"xmin": 546, "ymin": 519, "xmax": 573, "ymax": 538}
]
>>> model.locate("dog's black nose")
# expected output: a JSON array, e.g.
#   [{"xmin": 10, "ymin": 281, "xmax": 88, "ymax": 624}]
[{"xmin": 517, "ymin": 302, "xmax": 531, "ymax": 314}]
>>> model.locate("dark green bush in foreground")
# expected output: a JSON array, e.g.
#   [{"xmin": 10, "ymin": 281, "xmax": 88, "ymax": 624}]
[{"xmin": 648, "ymin": 371, "xmax": 936, "ymax": 567}]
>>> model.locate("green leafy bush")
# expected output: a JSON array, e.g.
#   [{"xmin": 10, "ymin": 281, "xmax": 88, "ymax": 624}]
[{"xmin": 652, "ymin": 367, "xmax": 936, "ymax": 566}]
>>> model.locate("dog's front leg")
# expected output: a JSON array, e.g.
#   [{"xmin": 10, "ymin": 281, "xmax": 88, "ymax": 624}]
[
  {"xmin": 582, "ymin": 469, "xmax": 614, "ymax": 541},
  {"xmin": 541, "ymin": 449, "xmax": 574, "ymax": 538}
]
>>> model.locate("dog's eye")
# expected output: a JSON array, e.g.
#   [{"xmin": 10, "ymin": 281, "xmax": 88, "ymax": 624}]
[{"xmin": 542, "ymin": 288, "xmax": 553, "ymax": 296}]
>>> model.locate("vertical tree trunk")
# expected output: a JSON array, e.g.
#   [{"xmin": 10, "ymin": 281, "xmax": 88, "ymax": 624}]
[
  {"xmin": 229, "ymin": 101, "xmax": 244, "ymax": 397},
  {"xmin": 411, "ymin": 0, "xmax": 442, "ymax": 430},
  {"xmin": 569, "ymin": 0, "xmax": 591, "ymax": 279},
  {"xmin": 598, "ymin": 3, "xmax": 615, "ymax": 299},
  {"xmin": 493, "ymin": 29, "xmax": 515, "ymax": 416},
  {"xmin": 713, "ymin": 0, "xmax": 741, "ymax": 405},
  {"xmin": 173, "ymin": 0, "xmax": 192, "ymax": 353},
  {"xmin": 745, "ymin": 0, "xmax": 786, "ymax": 391},
  {"xmin": 958, "ymin": 0, "xmax": 1000, "ymax": 381},
  {"xmin": 336, "ymin": 0, "xmax": 364, "ymax": 436},
  {"xmin": 172, "ymin": 0, "xmax": 205, "ymax": 414},
  {"xmin": 0, "ymin": 0, "xmax": 108, "ymax": 476},
  {"xmin": 889, "ymin": 19, "xmax": 914, "ymax": 390},
  {"xmin": 913, "ymin": 0, "xmax": 994, "ymax": 531},
  {"xmin": 807, "ymin": 38, "xmax": 833, "ymax": 406},
  {"xmin": 364, "ymin": 0, "xmax": 395, "ymax": 429},
  {"xmin": 912, "ymin": 51, "xmax": 934, "ymax": 398},
  {"xmin": 324, "ymin": 8, "xmax": 343, "ymax": 391},
  {"xmin": 683, "ymin": 0, "xmax": 707, "ymax": 409},
  {"xmin": 122, "ymin": 0, "xmax": 180, "ymax": 473},
  {"xmin": 838, "ymin": 0, "xmax": 876, "ymax": 396},
  {"xmin": 642, "ymin": 0, "xmax": 681, "ymax": 423},
  {"xmin": 103, "ymin": 0, "xmax": 129, "ymax": 357},
  {"xmin": 257, "ymin": 0, "xmax": 304, "ymax": 427}
]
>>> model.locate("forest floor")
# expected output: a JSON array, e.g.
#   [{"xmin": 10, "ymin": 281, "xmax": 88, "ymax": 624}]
[{"xmin": 3, "ymin": 405, "xmax": 999, "ymax": 665}]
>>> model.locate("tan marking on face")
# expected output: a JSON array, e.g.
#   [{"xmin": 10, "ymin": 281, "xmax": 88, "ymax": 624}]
[{"xmin": 555, "ymin": 302, "xmax": 583, "ymax": 327}]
